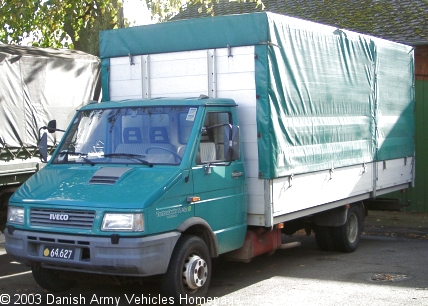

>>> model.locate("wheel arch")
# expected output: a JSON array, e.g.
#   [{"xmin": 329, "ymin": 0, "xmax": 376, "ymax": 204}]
[
  {"xmin": 177, "ymin": 217, "xmax": 219, "ymax": 257},
  {"xmin": 314, "ymin": 201, "xmax": 365, "ymax": 253},
  {"xmin": 314, "ymin": 201, "xmax": 365, "ymax": 227}
]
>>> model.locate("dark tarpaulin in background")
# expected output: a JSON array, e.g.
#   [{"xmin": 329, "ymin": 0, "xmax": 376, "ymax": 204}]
[{"xmin": 0, "ymin": 44, "xmax": 100, "ymax": 150}]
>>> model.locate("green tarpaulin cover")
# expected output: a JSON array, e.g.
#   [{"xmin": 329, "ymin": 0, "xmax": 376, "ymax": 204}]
[{"xmin": 100, "ymin": 12, "xmax": 414, "ymax": 179}]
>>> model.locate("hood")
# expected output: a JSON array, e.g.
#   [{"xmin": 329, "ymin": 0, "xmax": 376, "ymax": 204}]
[{"xmin": 12, "ymin": 165, "xmax": 183, "ymax": 209}]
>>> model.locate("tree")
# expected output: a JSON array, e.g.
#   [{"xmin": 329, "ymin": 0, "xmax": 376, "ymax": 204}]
[
  {"xmin": 146, "ymin": 0, "xmax": 263, "ymax": 23},
  {"xmin": 0, "ymin": 0, "xmax": 123, "ymax": 55},
  {"xmin": 0, "ymin": 0, "xmax": 262, "ymax": 54}
]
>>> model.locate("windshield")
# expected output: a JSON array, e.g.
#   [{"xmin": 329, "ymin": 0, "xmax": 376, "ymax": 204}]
[{"xmin": 52, "ymin": 106, "xmax": 197, "ymax": 165}]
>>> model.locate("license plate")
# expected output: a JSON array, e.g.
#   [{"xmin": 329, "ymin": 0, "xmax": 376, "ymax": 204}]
[{"xmin": 43, "ymin": 247, "xmax": 74, "ymax": 260}]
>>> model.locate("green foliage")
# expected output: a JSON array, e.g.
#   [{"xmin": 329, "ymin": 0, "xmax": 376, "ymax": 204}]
[
  {"xmin": 0, "ymin": 0, "xmax": 263, "ymax": 53},
  {"xmin": 146, "ymin": 0, "xmax": 263, "ymax": 22},
  {"xmin": 145, "ymin": 0, "xmax": 183, "ymax": 22},
  {"xmin": 0, "ymin": 0, "xmax": 122, "ymax": 55}
]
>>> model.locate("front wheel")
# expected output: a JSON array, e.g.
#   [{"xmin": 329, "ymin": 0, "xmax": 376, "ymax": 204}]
[
  {"xmin": 331, "ymin": 204, "xmax": 363, "ymax": 253},
  {"xmin": 161, "ymin": 235, "xmax": 211, "ymax": 305}
]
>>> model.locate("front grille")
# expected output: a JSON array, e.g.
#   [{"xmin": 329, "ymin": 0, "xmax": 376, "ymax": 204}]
[{"xmin": 30, "ymin": 208, "xmax": 95, "ymax": 229}]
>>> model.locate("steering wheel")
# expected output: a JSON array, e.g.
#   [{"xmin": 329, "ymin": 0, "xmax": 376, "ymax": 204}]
[{"xmin": 145, "ymin": 146, "xmax": 182, "ymax": 162}]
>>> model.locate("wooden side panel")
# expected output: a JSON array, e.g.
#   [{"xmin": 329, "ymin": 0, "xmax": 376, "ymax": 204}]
[
  {"xmin": 415, "ymin": 45, "xmax": 428, "ymax": 81},
  {"xmin": 271, "ymin": 163, "xmax": 372, "ymax": 218},
  {"xmin": 109, "ymin": 56, "xmax": 143, "ymax": 100},
  {"xmin": 148, "ymin": 51, "xmax": 209, "ymax": 97},
  {"xmin": 376, "ymin": 158, "xmax": 413, "ymax": 190},
  {"xmin": 214, "ymin": 47, "xmax": 267, "ymax": 222}
]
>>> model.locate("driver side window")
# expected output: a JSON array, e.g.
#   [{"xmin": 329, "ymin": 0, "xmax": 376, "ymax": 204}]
[{"xmin": 196, "ymin": 112, "xmax": 231, "ymax": 164}]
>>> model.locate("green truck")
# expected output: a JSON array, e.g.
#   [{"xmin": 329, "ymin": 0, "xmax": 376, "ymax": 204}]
[
  {"xmin": 0, "ymin": 44, "xmax": 100, "ymax": 226},
  {"xmin": 5, "ymin": 12, "xmax": 414, "ymax": 302}
]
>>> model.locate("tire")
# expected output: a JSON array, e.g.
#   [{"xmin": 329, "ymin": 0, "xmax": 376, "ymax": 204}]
[
  {"xmin": 331, "ymin": 204, "xmax": 363, "ymax": 253},
  {"xmin": 31, "ymin": 263, "xmax": 76, "ymax": 292},
  {"xmin": 161, "ymin": 235, "xmax": 211, "ymax": 305},
  {"xmin": 0, "ymin": 193, "xmax": 13, "ymax": 233},
  {"xmin": 315, "ymin": 225, "xmax": 334, "ymax": 251}
]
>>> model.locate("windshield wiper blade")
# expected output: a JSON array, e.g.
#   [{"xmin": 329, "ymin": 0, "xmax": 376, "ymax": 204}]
[
  {"xmin": 103, "ymin": 153, "xmax": 153, "ymax": 167},
  {"xmin": 59, "ymin": 151, "xmax": 87, "ymax": 156}
]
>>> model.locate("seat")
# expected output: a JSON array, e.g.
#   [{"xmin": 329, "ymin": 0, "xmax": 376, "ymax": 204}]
[
  {"xmin": 149, "ymin": 127, "xmax": 169, "ymax": 143},
  {"xmin": 123, "ymin": 127, "xmax": 142, "ymax": 143},
  {"xmin": 115, "ymin": 144, "xmax": 145, "ymax": 155},
  {"xmin": 116, "ymin": 126, "xmax": 178, "ymax": 162},
  {"xmin": 199, "ymin": 142, "xmax": 217, "ymax": 163}
]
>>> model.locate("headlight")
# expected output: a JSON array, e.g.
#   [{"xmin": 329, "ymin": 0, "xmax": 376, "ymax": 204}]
[
  {"xmin": 7, "ymin": 206, "xmax": 24, "ymax": 224},
  {"xmin": 101, "ymin": 213, "xmax": 144, "ymax": 232}
]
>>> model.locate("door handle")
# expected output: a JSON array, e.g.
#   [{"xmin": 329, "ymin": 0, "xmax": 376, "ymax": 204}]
[{"xmin": 232, "ymin": 171, "xmax": 243, "ymax": 178}]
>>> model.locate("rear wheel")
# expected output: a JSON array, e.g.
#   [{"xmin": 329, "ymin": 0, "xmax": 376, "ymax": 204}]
[
  {"xmin": 31, "ymin": 263, "xmax": 76, "ymax": 292},
  {"xmin": 331, "ymin": 204, "xmax": 363, "ymax": 253},
  {"xmin": 315, "ymin": 225, "xmax": 334, "ymax": 251},
  {"xmin": 161, "ymin": 235, "xmax": 211, "ymax": 305}
]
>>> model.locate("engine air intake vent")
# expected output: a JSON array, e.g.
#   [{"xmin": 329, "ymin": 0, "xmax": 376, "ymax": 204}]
[{"xmin": 89, "ymin": 167, "xmax": 132, "ymax": 185}]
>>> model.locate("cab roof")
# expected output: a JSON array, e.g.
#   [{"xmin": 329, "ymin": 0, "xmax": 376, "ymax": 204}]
[{"xmin": 81, "ymin": 97, "xmax": 237, "ymax": 111}]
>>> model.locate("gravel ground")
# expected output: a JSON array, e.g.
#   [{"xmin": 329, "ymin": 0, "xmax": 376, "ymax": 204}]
[{"xmin": 363, "ymin": 210, "xmax": 428, "ymax": 239}]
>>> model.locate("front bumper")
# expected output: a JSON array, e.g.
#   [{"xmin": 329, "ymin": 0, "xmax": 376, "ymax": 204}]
[{"xmin": 5, "ymin": 227, "xmax": 180, "ymax": 277}]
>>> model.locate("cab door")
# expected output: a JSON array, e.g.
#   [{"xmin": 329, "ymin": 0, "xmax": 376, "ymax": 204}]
[{"xmin": 191, "ymin": 110, "xmax": 247, "ymax": 254}]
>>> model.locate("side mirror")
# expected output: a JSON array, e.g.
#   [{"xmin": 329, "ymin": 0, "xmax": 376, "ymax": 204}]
[
  {"xmin": 39, "ymin": 132, "xmax": 48, "ymax": 162},
  {"xmin": 223, "ymin": 125, "xmax": 240, "ymax": 161},
  {"xmin": 38, "ymin": 120, "xmax": 65, "ymax": 162},
  {"xmin": 47, "ymin": 120, "xmax": 57, "ymax": 133}
]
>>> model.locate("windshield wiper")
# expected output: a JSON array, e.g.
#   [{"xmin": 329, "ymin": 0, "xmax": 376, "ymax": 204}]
[
  {"xmin": 103, "ymin": 153, "xmax": 153, "ymax": 167},
  {"xmin": 58, "ymin": 151, "xmax": 95, "ymax": 165}
]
